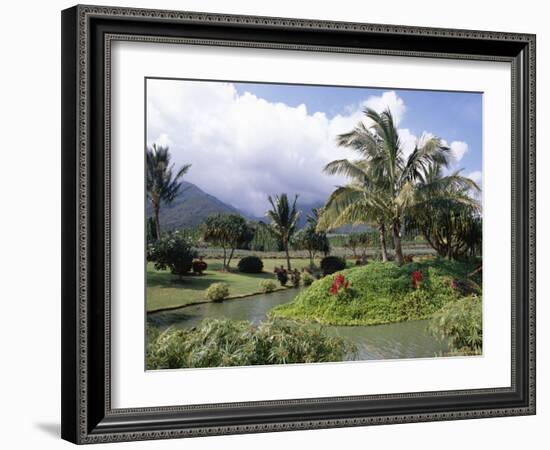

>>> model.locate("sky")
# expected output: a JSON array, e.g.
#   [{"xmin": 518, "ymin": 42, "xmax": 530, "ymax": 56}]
[{"xmin": 146, "ymin": 78, "xmax": 482, "ymax": 217}]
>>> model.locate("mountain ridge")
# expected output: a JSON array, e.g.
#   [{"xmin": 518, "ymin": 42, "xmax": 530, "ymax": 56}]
[{"xmin": 148, "ymin": 180, "xmax": 370, "ymax": 233}]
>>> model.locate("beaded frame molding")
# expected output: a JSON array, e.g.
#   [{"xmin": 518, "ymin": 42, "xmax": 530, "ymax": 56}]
[{"xmin": 61, "ymin": 4, "xmax": 536, "ymax": 444}]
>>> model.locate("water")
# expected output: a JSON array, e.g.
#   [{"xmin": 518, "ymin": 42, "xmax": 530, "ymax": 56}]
[{"xmin": 147, "ymin": 288, "xmax": 450, "ymax": 361}]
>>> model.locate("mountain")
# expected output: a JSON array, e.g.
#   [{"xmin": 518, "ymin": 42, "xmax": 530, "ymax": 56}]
[
  {"xmin": 149, "ymin": 181, "xmax": 373, "ymax": 233},
  {"xmin": 148, "ymin": 181, "xmax": 242, "ymax": 230}
]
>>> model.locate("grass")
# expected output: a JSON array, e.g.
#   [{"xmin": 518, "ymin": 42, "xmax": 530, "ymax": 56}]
[
  {"xmin": 269, "ymin": 259, "xmax": 481, "ymax": 326},
  {"xmin": 147, "ymin": 258, "xmax": 330, "ymax": 312}
]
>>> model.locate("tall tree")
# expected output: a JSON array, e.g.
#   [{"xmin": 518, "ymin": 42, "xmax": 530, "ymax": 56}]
[
  {"xmin": 265, "ymin": 194, "xmax": 300, "ymax": 270},
  {"xmin": 202, "ymin": 214, "xmax": 254, "ymax": 271},
  {"xmin": 322, "ymin": 108, "xmax": 477, "ymax": 265},
  {"xmin": 146, "ymin": 144, "xmax": 191, "ymax": 238},
  {"xmin": 406, "ymin": 164, "xmax": 481, "ymax": 259},
  {"xmin": 293, "ymin": 208, "xmax": 330, "ymax": 267},
  {"xmin": 317, "ymin": 162, "xmax": 390, "ymax": 261}
]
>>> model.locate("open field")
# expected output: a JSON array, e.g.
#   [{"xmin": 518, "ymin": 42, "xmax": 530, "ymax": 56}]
[
  {"xmin": 147, "ymin": 258, "xmax": 328, "ymax": 312},
  {"xmin": 196, "ymin": 244, "xmax": 436, "ymax": 260}
]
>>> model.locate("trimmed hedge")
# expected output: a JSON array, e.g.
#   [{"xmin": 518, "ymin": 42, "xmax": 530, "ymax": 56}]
[
  {"xmin": 320, "ymin": 256, "xmax": 346, "ymax": 276},
  {"xmin": 237, "ymin": 255, "xmax": 264, "ymax": 273}
]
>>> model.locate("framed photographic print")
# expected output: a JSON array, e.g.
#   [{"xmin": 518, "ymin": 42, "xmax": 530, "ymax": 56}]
[{"xmin": 61, "ymin": 4, "xmax": 536, "ymax": 444}]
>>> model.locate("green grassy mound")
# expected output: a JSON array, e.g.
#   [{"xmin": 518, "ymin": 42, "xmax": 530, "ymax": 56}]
[{"xmin": 269, "ymin": 259, "xmax": 480, "ymax": 326}]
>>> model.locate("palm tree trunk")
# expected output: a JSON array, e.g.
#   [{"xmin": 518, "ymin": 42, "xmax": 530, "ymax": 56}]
[
  {"xmin": 154, "ymin": 204, "xmax": 161, "ymax": 241},
  {"xmin": 284, "ymin": 241, "xmax": 291, "ymax": 270},
  {"xmin": 379, "ymin": 223, "xmax": 388, "ymax": 262},
  {"xmin": 392, "ymin": 220, "xmax": 404, "ymax": 266}
]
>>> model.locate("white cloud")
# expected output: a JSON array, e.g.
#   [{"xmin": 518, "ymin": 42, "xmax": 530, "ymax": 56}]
[
  {"xmin": 397, "ymin": 128, "xmax": 418, "ymax": 159},
  {"xmin": 147, "ymin": 81, "xmax": 470, "ymax": 217},
  {"xmin": 449, "ymin": 140, "xmax": 469, "ymax": 163},
  {"xmin": 363, "ymin": 91, "xmax": 406, "ymax": 126}
]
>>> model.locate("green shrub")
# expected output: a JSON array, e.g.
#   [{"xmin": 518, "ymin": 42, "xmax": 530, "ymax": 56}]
[
  {"xmin": 237, "ymin": 255, "xmax": 264, "ymax": 273},
  {"xmin": 147, "ymin": 231, "xmax": 198, "ymax": 279},
  {"xmin": 260, "ymin": 280, "xmax": 277, "ymax": 293},
  {"xmin": 396, "ymin": 289, "xmax": 439, "ymax": 321},
  {"xmin": 320, "ymin": 256, "xmax": 346, "ymax": 276},
  {"xmin": 302, "ymin": 272, "xmax": 314, "ymax": 286},
  {"xmin": 429, "ymin": 296, "xmax": 482, "ymax": 354},
  {"xmin": 206, "ymin": 282, "xmax": 230, "ymax": 302},
  {"xmin": 146, "ymin": 318, "xmax": 355, "ymax": 369}
]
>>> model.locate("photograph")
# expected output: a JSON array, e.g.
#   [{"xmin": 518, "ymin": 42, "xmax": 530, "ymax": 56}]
[
  {"xmin": 144, "ymin": 78, "xmax": 484, "ymax": 369},
  {"xmin": 57, "ymin": 3, "xmax": 536, "ymax": 444}
]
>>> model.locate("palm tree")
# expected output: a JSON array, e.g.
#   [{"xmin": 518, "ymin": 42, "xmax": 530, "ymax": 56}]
[
  {"xmin": 321, "ymin": 108, "xmax": 476, "ymax": 265},
  {"xmin": 407, "ymin": 163, "xmax": 481, "ymax": 258},
  {"xmin": 317, "ymin": 164, "xmax": 390, "ymax": 261},
  {"xmin": 146, "ymin": 144, "xmax": 191, "ymax": 239},
  {"xmin": 265, "ymin": 193, "xmax": 300, "ymax": 270}
]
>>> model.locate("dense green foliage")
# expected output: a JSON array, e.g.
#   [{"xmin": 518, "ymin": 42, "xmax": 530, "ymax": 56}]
[
  {"xmin": 320, "ymin": 256, "xmax": 347, "ymax": 276},
  {"xmin": 205, "ymin": 282, "xmax": 230, "ymax": 302},
  {"xmin": 147, "ymin": 319, "xmax": 355, "ymax": 369},
  {"xmin": 405, "ymin": 164, "xmax": 482, "ymax": 259},
  {"xmin": 237, "ymin": 255, "xmax": 264, "ymax": 273},
  {"xmin": 292, "ymin": 208, "xmax": 330, "ymax": 267},
  {"xmin": 202, "ymin": 214, "xmax": 255, "ymax": 270},
  {"xmin": 249, "ymin": 221, "xmax": 281, "ymax": 252},
  {"xmin": 270, "ymin": 260, "xmax": 479, "ymax": 326},
  {"xmin": 429, "ymin": 296, "xmax": 482, "ymax": 354},
  {"xmin": 147, "ymin": 231, "xmax": 198, "ymax": 280}
]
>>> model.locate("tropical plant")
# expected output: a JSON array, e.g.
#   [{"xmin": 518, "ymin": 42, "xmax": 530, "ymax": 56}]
[
  {"xmin": 249, "ymin": 221, "xmax": 281, "ymax": 252},
  {"xmin": 273, "ymin": 266, "xmax": 289, "ymax": 286},
  {"xmin": 289, "ymin": 269, "xmax": 301, "ymax": 288},
  {"xmin": 237, "ymin": 255, "xmax": 264, "ymax": 274},
  {"xmin": 264, "ymin": 193, "xmax": 300, "ymax": 270},
  {"xmin": 192, "ymin": 259, "xmax": 207, "ymax": 275},
  {"xmin": 202, "ymin": 214, "xmax": 255, "ymax": 270},
  {"xmin": 320, "ymin": 108, "xmax": 479, "ymax": 265},
  {"xmin": 429, "ymin": 296, "xmax": 482, "ymax": 354},
  {"xmin": 302, "ymin": 272, "xmax": 315, "ymax": 286},
  {"xmin": 259, "ymin": 280, "xmax": 277, "ymax": 293},
  {"xmin": 146, "ymin": 319, "xmax": 354, "ymax": 369},
  {"xmin": 147, "ymin": 231, "xmax": 198, "ymax": 280},
  {"xmin": 205, "ymin": 282, "xmax": 230, "ymax": 302},
  {"xmin": 405, "ymin": 165, "xmax": 482, "ymax": 258},
  {"xmin": 146, "ymin": 144, "xmax": 191, "ymax": 238},
  {"xmin": 293, "ymin": 227, "xmax": 330, "ymax": 268},
  {"xmin": 320, "ymin": 256, "xmax": 346, "ymax": 276}
]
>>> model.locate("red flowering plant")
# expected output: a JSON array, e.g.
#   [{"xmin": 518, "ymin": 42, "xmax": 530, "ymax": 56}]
[
  {"xmin": 411, "ymin": 270, "xmax": 423, "ymax": 289},
  {"xmin": 328, "ymin": 274, "xmax": 354, "ymax": 301}
]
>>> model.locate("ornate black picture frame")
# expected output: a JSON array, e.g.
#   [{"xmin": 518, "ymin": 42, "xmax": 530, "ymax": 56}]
[{"xmin": 61, "ymin": 4, "xmax": 536, "ymax": 444}]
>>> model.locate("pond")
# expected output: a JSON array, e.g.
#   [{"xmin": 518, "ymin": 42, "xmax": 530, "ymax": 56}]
[{"xmin": 147, "ymin": 287, "xmax": 450, "ymax": 361}]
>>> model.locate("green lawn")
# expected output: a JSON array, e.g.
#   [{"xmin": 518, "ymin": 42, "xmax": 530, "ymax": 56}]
[{"xmin": 147, "ymin": 258, "xmax": 326, "ymax": 312}]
